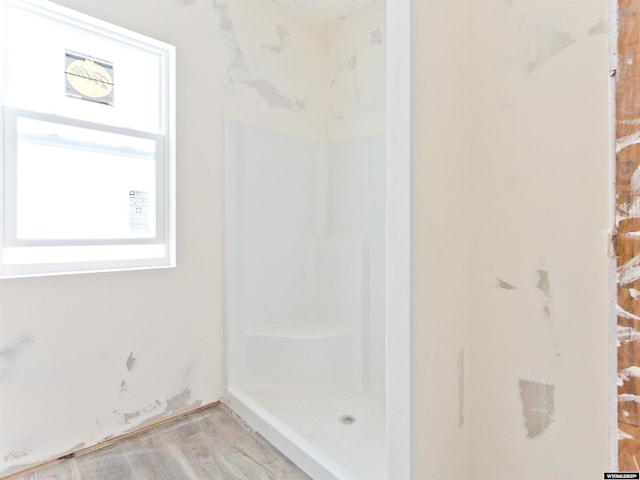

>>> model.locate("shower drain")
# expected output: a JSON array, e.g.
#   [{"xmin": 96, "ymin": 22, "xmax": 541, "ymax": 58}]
[{"xmin": 340, "ymin": 414, "xmax": 356, "ymax": 425}]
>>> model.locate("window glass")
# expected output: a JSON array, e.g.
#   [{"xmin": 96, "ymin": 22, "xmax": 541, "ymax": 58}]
[
  {"xmin": 15, "ymin": 117, "xmax": 157, "ymax": 241},
  {"xmin": 4, "ymin": 3, "xmax": 163, "ymax": 133}
]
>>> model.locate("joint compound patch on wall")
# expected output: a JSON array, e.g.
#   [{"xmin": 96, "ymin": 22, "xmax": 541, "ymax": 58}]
[
  {"xmin": 213, "ymin": 0, "xmax": 308, "ymax": 112},
  {"xmin": 458, "ymin": 349, "xmax": 464, "ymax": 428},
  {"xmin": 524, "ymin": 27, "xmax": 576, "ymax": 74},
  {"xmin": 117, "ymin": 388, "xmax": 201, "ymax": 433},
  {"xmin": 3, "ymin": 450, "xmax": 29, "ymax": 463},
  {"xmin": 0, "ymin": 335, "xmax": 34, "ymax": 364},
  {"xmin": 588, "ymin": 17, "xmax": 608, "ymax": 36},
  {"xmin": 370, "ymin": 27, "xmax": 382, "ymax": 45},
  {"xmin": 519, "ymin": 380, "xmax": 555, "ymax": 438},
  {"xmin": 327, "ymin": 8, "xmax": 386, "ymax": 139},
  {"xmin": 126, "ymin": 353, "xmax": 137, "ymax": 372},
  {"xmin": 261, "ymin": 25, "xmax": 289, "ymax": 53},
  {"xmin": 0, "ymin": 336, "xmax": 35, "ymax": 383},
  {"xmin": 536, "ymin": 270, "xmax": 551, "ymax": 317},
  {"xmin": 495, "ymin": 277, "xmax": 517, "ymax": 290}
]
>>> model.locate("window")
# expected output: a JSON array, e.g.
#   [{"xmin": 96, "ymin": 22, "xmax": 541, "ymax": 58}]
[{"xmin": 0, "ymin": 0, "xmax": 176, "ymax": 277}]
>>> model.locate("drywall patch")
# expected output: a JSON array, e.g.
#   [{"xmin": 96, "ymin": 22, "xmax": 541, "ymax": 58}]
[
  {"xmin": 120, "ymin": 380, "xmax": 128, "ymax": 392},
  {"xmin": 241, "ymin": 79, "xmax": 306, "ymax": 111},
  {"xmin": 457, "ymin": 350, "xmax": 464, "ymax": 428},
  {"xmin": 213, "ymin": 0, "xmax": 234, "ymax": 32},
  {"xmin": 588, "ymin": 17, "xmax": 607, "ymax": 36},
  {"xmin": 536, "ymin": 270, "xmax": 551, "ymax": 316},
  {"xmin": 122, "ymin": 388, "xmax": 202, "ymax": 433},
  {"xmin": 213, "ymin": 0, "xmax": 249, "ymax": 79},
  {"xmin": 165, "ymin": 388, "xmax": 194, "ymax": 413},
  {"xmin": 0, "ymin": 336, "xmax": 35, "ymax": 382},
  {"xmin": 69, "ymin": 442, "xmax": 85, "ymax": 452},
  {"xmin": 348, "ymin": 55, "xmax": 357, "ymax": 71},
  {"xmin": 261, "ymin": 25, "xmax": 289, "ymax": 53},
  {"xmin": 495, "ymin": 277, "xmax": 517, "ymax": 290},
  {"xmin": 536, "ymin": 270, "xmax": 550, "ymax": 294},
  {"xmin": 126, "ymin": 353, "xmax": 138, "ymax": 372},
  {"xmin": 519, "ymin": 380, "xmax": 555, "ymax": 438},
  {"xmin": 2, "ymin": 441, "xmax": 89, "ymax": 473},
  {"xmin": 370, "ymin": 27, "xmax": 382, "ymax": 45},
  {"xmin": 525, "ymin": 27, "xmax": 576, "ymax": 74},
  {"xmin": 3, "ymin": 450, "xmax": 29, "ymax": 462},
  {"xmin": 124, "ymin": 411, "xmax": 141, "ymax": 424},
  {"xmin": 0, "ymin": 335, "xmax": 34, "ymax": 363},
  {"xmin": 214, "ymin": 0, "xmax": 308, "ymax": 112},
  {"xmin": 323, "ymin": 15, "xmax": 348, "ymax": 28}
]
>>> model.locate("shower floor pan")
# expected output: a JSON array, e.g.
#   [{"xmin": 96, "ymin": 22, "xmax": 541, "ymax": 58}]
[{"xmin": 224, "ymin": 385, "xmax": 386, "ymax": 480}]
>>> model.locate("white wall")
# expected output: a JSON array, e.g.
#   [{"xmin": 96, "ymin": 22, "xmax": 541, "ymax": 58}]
[
  {"xmin": 412, "ymin": 1, "xmax": 474, "ymax": 478},
  {"xmin": 0, "ymin": 2, "xmax": 222, "ymax": 475},
  {"xmin": 326, "ymin": 5, "xmax": 386, "ymax": 141},
  {"xmin": 467, "ymin": 1, "xmax": 611, "ymax": 478},
  {"xmin": 215, "ymin": 0, "xmax": 327, "ymax": 140},
  {"xmin": 0, "ymin": 0, "xmax": 327, "ymax": 476},
  {"xmin": 412, "ymin": 0, "xmax": 611, "ymax": 478}
]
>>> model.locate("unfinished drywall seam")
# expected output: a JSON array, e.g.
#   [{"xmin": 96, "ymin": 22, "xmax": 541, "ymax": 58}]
[{"xmin": 615, "ymin": 0, "xmax": 640, "ymax": 470}]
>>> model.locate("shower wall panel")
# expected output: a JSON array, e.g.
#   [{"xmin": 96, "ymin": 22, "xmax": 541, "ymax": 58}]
[
  {"xmin": 228, "ymin": 121, "xmax": 385, "ymax": 392},
  {"xmin": 233, "ymin": 123, "xmax": 323, "ymax": 333},
  {"xmin": 328, "ymin": 135, "xmax": 387, "ymax": 393}
]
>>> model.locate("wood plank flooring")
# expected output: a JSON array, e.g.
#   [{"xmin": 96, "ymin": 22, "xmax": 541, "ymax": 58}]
[{"xmin": 10, "ymin": 405, "xmax": 311, "ymax": 480}]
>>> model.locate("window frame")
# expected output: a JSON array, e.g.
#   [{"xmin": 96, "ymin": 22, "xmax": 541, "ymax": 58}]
[{"xmin": 0, "ymin": 0, "xmax": 176, "ymax": 278}]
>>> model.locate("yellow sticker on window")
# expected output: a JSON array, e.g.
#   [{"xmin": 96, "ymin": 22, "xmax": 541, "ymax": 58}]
[{"xmin": 65, "ymin": 52, "xmax": 114, "ymax": 105}]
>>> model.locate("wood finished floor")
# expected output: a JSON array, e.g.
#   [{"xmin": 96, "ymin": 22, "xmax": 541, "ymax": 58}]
[{"xmin": 10, "ymin": 405, "xmax": 312, "ymax": 480}]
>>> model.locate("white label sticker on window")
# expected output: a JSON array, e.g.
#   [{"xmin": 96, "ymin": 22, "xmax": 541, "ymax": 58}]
[{"xmin": 129, "ymin": 190, "xmax": 149, "ymax": 233}]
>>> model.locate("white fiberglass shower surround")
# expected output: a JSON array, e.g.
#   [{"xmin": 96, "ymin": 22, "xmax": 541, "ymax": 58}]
[
  {"xmin": 226, "ymin": 122, "xmax": 385, "ymax": 479},
  {"xmin": 224, "ymin": 2, "xmax": 412, "ymax": 479}
]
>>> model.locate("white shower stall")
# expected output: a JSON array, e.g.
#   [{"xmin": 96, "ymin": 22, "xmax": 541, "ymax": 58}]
[
  {"xmin": 222, "ymin": 1, "xmax": 412, "ymax": 478},
  {"xmin": 225, "ymin": 120, "xmax": 386, "ymax": 479}
]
